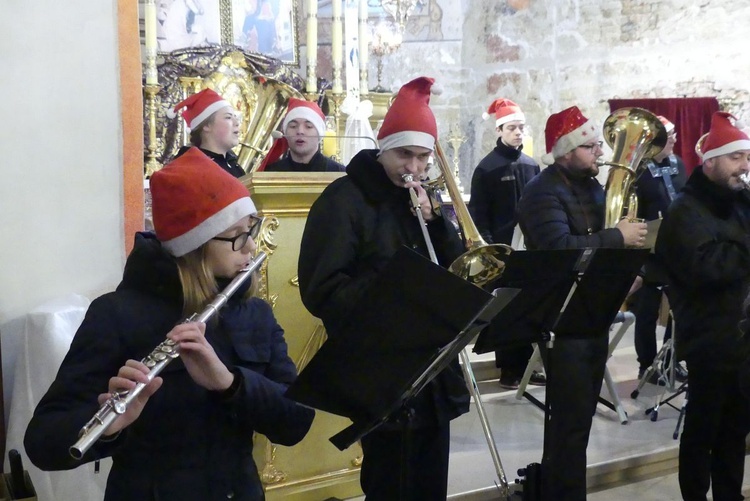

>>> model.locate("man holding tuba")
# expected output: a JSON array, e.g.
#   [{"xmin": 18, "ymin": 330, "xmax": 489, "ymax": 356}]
[
  {"xmin": 298, "ymin": 77, "xmax": 468, "ymax": 500},
  {"xmin": 655, "ymin": 112, "xmax": 750, "ymax": 501},
  {"xmin": 517, "ymin": 105, "xmax": 647, "ymax": 501}
]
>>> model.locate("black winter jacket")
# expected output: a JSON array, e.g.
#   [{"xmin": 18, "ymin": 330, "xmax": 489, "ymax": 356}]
[
  {"xmin": 25, "ymin": 233, "xmax": 314, "ymax": 501},
  {"xmin": 518, "ymin": 164, "xmax": 623, "ymax": 250},
  {"xmin": 469, "ymin": 140, "xmax": 539, "ymax": 245},
  {"xmin": 655, "ymin": 166, "xmax": 750, "ymax": 369},
  {"xmin": 297, "ymin": 149, "xmax": 470, "ymax": 427},
  {"xmin": 176, "ymin": 145, "xmax": 246, "ymax": 178},
  {"xmin": 265, "ymin": 150, "xmax": 346, "ymax": 172}
]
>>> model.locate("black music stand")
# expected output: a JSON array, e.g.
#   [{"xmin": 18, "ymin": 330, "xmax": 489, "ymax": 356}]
[
  {"xmin": 496, "ymin": 248, "xmax": 648, "ymax": 500},
  {"xmin": 286, "ymin": 246, "xmax": 519, "ymax": 452}
]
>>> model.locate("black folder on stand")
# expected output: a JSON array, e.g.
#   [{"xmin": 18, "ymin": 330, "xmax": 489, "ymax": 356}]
[
  {"xmin": 473, "ymin": 248, "xmax": 649, "ymax": 354},
  {"xmin": 286, "ymin": 247, "xmax": 519, "ymax": 450}
]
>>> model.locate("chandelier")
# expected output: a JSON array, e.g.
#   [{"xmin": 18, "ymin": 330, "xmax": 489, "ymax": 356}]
[
  {"xmin": 370, "ymin": 21, "xmax": 402, "ymax": 92},
  {"xmin": 379, "ymin": 0, "xmax": 422, "ymax": 32}
]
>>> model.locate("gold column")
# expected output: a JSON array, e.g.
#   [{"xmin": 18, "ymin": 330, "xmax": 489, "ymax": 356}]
[{"xmin": 144, "ymin": 84, "xmax": 162, "ymax": 177}]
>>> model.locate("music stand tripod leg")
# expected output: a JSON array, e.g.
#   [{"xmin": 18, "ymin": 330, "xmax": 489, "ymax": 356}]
[
  {"xmin": 672, "ymin": 384, "xmax": 688, "ymax": 440},
  {"xmin": 631, "ymin": 338, "xmax": 671, "ymax": 400},
  {"xmin": 602, "ymin": 368, "xmax": 628, "ymax": 424},
  {"xmin": 516, "ymin": 343, "xmax": 542, "ymax": 401},
  {"xmin": 459, "ymin": 348, "xmax": 511, "ymax": 499}
]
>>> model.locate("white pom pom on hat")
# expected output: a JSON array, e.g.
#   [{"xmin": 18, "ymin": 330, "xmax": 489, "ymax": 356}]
[
  {"xmin": 484, "ymin": 98, "xmax": 525, "ymax": 127},
  {"xmin": 167, "ymin": 88, "xmax": 232, "ymax": 130}
]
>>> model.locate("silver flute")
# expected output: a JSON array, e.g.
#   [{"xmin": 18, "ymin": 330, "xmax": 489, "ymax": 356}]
[{"xmin": 70, "ymin": 251, "xmax": 267, "ymax": 460}]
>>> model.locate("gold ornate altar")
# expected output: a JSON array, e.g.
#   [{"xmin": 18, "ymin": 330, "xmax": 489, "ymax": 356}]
[{"xmin": 247, "ymin": 172, "xmax": 364, "ymax": 500}]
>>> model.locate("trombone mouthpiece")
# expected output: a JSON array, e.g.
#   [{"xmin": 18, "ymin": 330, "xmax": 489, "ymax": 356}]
[{"xmin": 402, "ymin": 173, "xmax": 414, "ymax": 183}]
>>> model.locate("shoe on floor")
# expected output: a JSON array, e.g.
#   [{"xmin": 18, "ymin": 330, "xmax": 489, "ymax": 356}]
[
  {"xmin": 665, "ymin": 363, "xmax": 688, "ymax": 382},
  {"xmin": 498, "ymin": 374, "xmax": 520, "ymax": 390},
  {"xmin": 638, "ymin": 367, "xmax": 666, "ymax": 386},
  {"xmin": 528, "ymin": 370, "xmax": 547, "ymax": 386}
]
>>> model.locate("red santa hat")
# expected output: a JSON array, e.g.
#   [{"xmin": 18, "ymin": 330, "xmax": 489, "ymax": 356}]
[
  {"xmin": 166, "ymin": 88, "xmax": 232, "ymax": 130},
  {"xmin": 541, "ymin": 106, "xmax": 599, "ymax": 165},
  {"xmin": 377, "ymin": 76, "xmax": 438, "ymax": 152},
  {"xmin": 282, "ymin": 98, "xmax": 326, "ymax": 137},
  {"xmin": 150, "ymin": 147, "xmax": 257, "ymax": 257},
  {"xmin": 482, "ymin": 98, "xmax": 525, "ymax": 128},
  {"xmin": 699, "ymin": 112, "xmax": 750, "ymax": 162},
  {"xmin": 657, "ymin": 115, "xmax": 675, "ymax": 134},
  {"xmin": 256, "ymin": 131, "xmax": 288, "ymax": 171}
]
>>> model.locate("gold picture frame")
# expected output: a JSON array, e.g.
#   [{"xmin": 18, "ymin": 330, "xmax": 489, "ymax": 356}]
[{"xmin": 151, "ymin": 0, "xmax": 299, "ymax": 66}]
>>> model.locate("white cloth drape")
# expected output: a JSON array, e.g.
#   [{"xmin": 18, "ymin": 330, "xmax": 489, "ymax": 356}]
[
  {"xmin": 5, "ymin": 294, "xmax": 111, "ymax": 501},
  {"xmin": 340, "ymin": 97, "xmax": 378, "ymax": 165}
]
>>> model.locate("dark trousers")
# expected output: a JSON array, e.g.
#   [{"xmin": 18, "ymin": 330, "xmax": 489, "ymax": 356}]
[
  {"xmin": 633, "ymin": 283, "xmax": 672, "ymax": 370},
  {"xmin": 678, "ymin": 363, "xmax": 750, "ymax": 501},
  {"xmin": 359, "ymin": 423, "xmax": 450, "ymax": 500},
  {"xmin": 495, "ymin": 343, "xmax": 534, "ymax": 376},
  {"xmin": 541, "ymin": 336, "xmax": 608, "ymax": 501}
]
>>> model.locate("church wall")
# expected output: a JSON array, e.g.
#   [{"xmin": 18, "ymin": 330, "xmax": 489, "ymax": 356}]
[
  {"xmin": 0, "ymin": 1, "xmax": 125, "ymax": 411},
  {"xmin": 370, "ymin": 0, "xmax": 750, "ymax": 187}
]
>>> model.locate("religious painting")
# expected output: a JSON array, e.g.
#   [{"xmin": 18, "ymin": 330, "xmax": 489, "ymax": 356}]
[
  {"xmin": 146, "ymin": 0, "xmax": 299, "ymax": 66},
  {"xmin": 156, "ymin": 0, "xmax": 223, "ymax": 52},
  {"xmin": 227, "ymin": 0, "xmax": 300, "ymax": 66}
]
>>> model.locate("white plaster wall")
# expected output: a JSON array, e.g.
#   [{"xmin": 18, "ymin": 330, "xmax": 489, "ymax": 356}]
[{"xmin": 0, "ymin": 1, "xmax": 124, "ymax": 422}]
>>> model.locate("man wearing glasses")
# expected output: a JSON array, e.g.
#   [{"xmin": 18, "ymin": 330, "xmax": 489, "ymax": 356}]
[{"xmin": 517, "ymin": 106, "xmax": 646, "ymax": 501}]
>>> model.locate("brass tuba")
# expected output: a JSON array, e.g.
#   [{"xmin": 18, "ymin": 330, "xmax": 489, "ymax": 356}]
[
  {"xmin": 236, "ymin": 75, "xmax": 304, "ymax": 173},
  {"xmin": 600, "ymin": 107, "xmax": 668, "ymax": 228}
]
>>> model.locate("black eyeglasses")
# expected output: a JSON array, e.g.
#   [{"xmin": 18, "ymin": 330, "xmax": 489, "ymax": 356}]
[
  {"xmin": 211, "ymin": 215, "xmax": 264, "ymax": 251},
  {"xmin": 578, "ymin": 141, "xmax": 604, "ymax": 150}
]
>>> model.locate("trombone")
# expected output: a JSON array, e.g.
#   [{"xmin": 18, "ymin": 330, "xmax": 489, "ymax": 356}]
[{"xmin": 407, "ymin": 141, "xmax": 513, "ymax": 498}]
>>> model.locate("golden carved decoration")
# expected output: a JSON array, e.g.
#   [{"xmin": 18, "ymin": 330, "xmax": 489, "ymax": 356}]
[
  {"xmin": 260, "ymin": 445, "xmax": 287, "ymax": 484},
  {"xmin": 143, "ymin": 46, "xmax": 304, "ymax": 176},
  {"xmin": 297, "ymin": 324, "xmax": 328, "ymax": 373},
  {"xmin": 255, "ymin": 216, "xmax": 278, "ymax": 305},
  {"xmin": 289, "ymin": 276, "xmax": 299, "ymax": 287}
]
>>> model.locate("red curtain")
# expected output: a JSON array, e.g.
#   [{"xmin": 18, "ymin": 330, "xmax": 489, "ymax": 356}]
[{"xmin": 608, "ymin": 97, "xmax": 719, "ymax": 176}]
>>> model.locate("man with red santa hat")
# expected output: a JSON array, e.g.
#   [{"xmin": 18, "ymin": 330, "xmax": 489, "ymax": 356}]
[
  {"xmin": 298, "ymin": 76, "xmax": 467, "ymax": 500},
  {"xmin": 656, "ymin": 111, "xmax": 750, "ymax": 501},
  {"xmin": 263, "ymin": 98, "xmax": 345, "ymax": 172},
  {"xmin": 469, "ymin": 97, "xmax": 544, "ymax": 391},
  {"xmin": 518, "ymin": 105, "xmax": 647, "ymax": 501}
]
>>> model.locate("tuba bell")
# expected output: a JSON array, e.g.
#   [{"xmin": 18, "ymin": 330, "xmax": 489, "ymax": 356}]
[
  {"xmin": 600, "ymin": 107, "xmax": 668, "ymax": 228},
  {"xmin": 236, "ymin": 75, "xmax": 304, "ymax": 173}
]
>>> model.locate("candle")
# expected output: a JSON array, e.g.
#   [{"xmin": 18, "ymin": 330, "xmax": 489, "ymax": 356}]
[
  {"xmin": 358, "ymin": 0, "xmax": 368, "ymax": 94},
  {"xmin": 144, "ymin": 0, "xmax": 158, "ymax": 85},
  {"xmin": 306, "ymin": 0, "xmax": 318, "ymax": 93},
  {"xmin": 331, "ymin": 0, "xmax": 343, "ymax": 93}
]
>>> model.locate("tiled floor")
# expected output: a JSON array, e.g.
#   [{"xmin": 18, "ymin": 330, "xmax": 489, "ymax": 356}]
[{"xmin": 348, "ymin": 322, "xmax": 750, "ymax": 500}]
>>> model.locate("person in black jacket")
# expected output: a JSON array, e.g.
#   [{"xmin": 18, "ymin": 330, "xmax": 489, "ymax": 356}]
[
  {"xmin": 655, "ymin": 112, "xmax": 750, "ymax": 501},
  {"xmin": 631, "ymin": 115, "xmax": 688, "ymax": 383},
  {"xmin": 25, "ymin": 147, "xmax": 314, "ymax": 501},
  {"xmin": 518, "ymin": 106, "xmax": 646, "ymax": 501},
  {"xmin": 298, "ymin": 76, "xmax": 467, "ymax": 500},
  {"xmin": 264, "ymin": 98, "xmax": 345, "ymax": 172},
  {"xmin": 469, "ymin": 97, "xmax": 544, "ymax": 390},
  {"xmin": 170, "ymin": 88, "xmax": 247, "ymax": 177}
]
